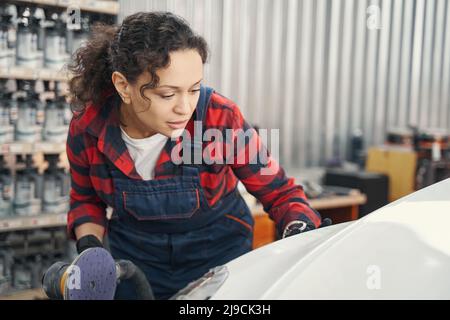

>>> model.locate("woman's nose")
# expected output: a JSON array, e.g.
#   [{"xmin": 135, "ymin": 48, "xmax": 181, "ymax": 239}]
[{"xmin": 173, "ymin": 95, "xmax": 192, "ymax": 115}]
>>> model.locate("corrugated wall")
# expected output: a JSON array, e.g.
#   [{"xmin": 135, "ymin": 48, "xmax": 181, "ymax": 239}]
[{"xmin": 119, "ymin": 0, "xmax": 450, "ymax": 169}]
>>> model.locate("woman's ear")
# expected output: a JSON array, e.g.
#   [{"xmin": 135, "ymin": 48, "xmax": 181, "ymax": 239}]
[{"xmin": 112, "ymin": 71, "xmax": 131, "ymax": 104}]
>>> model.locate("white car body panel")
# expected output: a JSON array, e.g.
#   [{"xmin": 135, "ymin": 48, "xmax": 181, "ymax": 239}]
[{"xmin": 211, "ymin": 178, "xmax": 450, "ymax": 299}]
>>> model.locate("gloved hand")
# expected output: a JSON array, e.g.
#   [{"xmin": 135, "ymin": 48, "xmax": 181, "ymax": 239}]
[
  {"xmin": 76, "ymin": 234, "xmax": 103, "ymax": 254},
  {"xmin": 282, "ymin": 218, "xmax": 332, "ymax": 238},
  {"xmin": 282, "ymin": 220, "xmax": 311, "ymax": 238}
]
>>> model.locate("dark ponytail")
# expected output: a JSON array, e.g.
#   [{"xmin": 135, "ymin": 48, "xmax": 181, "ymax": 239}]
[
  {"xmin": 68, "ymin": 23, "xmax": 118, "ymax": 111},
  {"xmin": 68, "ymin": 12, "xmax": 209, "ymax": 113}
]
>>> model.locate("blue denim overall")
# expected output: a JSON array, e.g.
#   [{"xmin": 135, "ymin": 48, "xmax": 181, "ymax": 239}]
[{"xmin": 107, "ymin": 86, "xmax": 254, "ymax": 299}]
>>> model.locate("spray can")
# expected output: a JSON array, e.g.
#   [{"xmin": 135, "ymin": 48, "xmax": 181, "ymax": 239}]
[
  {"xmin": 0, "ymin": 4, "xmax": 16, "ymax": 67},
  {"xmin": 29, "ymin": 254, "xmax": 43, "ymax": 289},
  {"xmin": 8, "ymin": 83, "xmax": 18, "ymax": 127},
  {"xmin": 0, "ymin": 155, "xmax": 13, "ymax": 218},
  {"xmin": 16, "ymin": 7, "xmax": 39, "ymax": 67},
  {"xmin": 43, "ymin": 97, "xmax": 65, "ymax": 142},
  {"xmin": 0, "ymin": 249, "xmax": 13, "ymax": 295},
  {"xmin": 55, "ymin": 81, "xmax": 72, "ymax": 126},
  {"xmin": 0, "ymin": 8, "xmax": 11, "ymax": 68},
  {"xmin": 0, "ymin": 81, "xmax": 14, "ymax": 143},
  {"xmin": 33, "ymin": 88, "xmax": 45, "ymax": 140},
  {"xmin": 3, "ymin": 5, "xmax": 17, "ymax": 66},
  {"xmin": 15, "ymin": 80, "xmax": 43, "ymax": 142},
  {"xmin": 13, "ymin": 155, "xmax": 42, "ymax": 217},
  {"xmin": 15, "ymin": 96, "xmax": 37, "ymax": 142},
  {"xmin": 12, "ymin": 258, "xmax": 32, "ymax": 290},
  {"xmin": 43, "ymin": 83, "xmax": 67, "ymax": 142},
  {"xmin": 42, "ymin": 154, "xmax": 68, "ymax": 214},
  {"xmin": 0, "ymin": 251, "xmax": 8, "ymax": 294},
  {"xmin": 44, "ymin": 12, "xmax": 66, "ymax": 69},
  {"xmin": 32, "ymin": 7, "xmax": 45, "ymax": 53}
]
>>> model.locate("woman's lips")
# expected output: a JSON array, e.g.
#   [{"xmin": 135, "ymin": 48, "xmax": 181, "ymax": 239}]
[{"xmin": 167, "ymin": 120, "xmax": 189, "ymax": 129}]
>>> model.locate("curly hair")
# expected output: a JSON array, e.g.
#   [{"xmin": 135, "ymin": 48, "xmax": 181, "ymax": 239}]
[{"xmin": 68, "ymin": 12, "xmax": 209, "ymax": 112}]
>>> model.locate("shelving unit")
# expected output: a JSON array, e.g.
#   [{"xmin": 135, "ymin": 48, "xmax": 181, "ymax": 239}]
[
  {"xmin": 0, "ymin": 142, "xmax": 66, "ymax": 155},
  {"xmin": 1, "ymin": 0, "xmax": 120, "ymax": 82},
  {"xmin": 0, "ymin": 0, "xmax": 119, "ymax": 300},
  {"xmin": 0, "ymin": 211, "xmax": 69, "ymax": 300},
  {"xmin": 0, "ymin": 288, "xmax": 47, "ymax": 300},
  {"xmin": 0, "ymin": 213, "xmax": 67, "ymax": 233},
  {"xmin": 0, "ymin": 141, "xmax": 68, "ymax": 235},
  {"xmin": 0, "ymin": 66, "xmax": 70, "ymax": 82},
  {"xmin": 7, "ymin": 0, "xmax": 119, "ymax": 15}
]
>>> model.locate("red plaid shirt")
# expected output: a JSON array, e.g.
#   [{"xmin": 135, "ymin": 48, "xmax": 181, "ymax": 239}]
[{"xmin": 66, "ymin": 91, "xmax": 321, "ymax": 239}]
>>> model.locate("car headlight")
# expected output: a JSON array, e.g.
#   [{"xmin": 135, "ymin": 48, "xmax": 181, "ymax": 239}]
[{"xmin": 170, "ymin": 265, "xmax": 229, "ymax": 300}]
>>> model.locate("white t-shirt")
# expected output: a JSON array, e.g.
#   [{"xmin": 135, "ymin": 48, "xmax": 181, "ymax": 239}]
[{"xmin": 120, "ymin": 127, "xmax": 168, "ymax": 180}]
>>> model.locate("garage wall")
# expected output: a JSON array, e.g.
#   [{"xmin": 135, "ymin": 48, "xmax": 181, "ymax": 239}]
[{"xmin": 119, "ymin": 0, "xmax": 450, "ymax": 169}]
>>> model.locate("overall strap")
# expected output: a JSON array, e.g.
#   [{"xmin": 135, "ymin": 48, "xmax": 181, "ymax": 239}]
[
  {"xmin": 182, "ymin": 85, "xmax": 214, "ymax": 177},
  {"xmin": 195, "ymin": 85, "xmax": 214, "ymax": 122}
]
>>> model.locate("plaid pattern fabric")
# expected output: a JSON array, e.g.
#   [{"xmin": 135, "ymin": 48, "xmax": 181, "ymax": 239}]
[{"xmin": 66, "ymin": 91, "xmax": 322, "ymax": 239}]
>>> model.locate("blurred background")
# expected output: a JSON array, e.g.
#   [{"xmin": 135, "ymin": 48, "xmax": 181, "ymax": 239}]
[
  {"xmin": 0, "ymin": 0, "xmax": 449, "ymax": 299},
  {"xmin": 122, "ymin": 0, "xmax": 450, "ymax": 168}
]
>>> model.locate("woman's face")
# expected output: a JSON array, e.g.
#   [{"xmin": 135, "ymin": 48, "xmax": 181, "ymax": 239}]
[{"xmin": 125, "ymin": 49, "xmax": 204, "ymax": 138}]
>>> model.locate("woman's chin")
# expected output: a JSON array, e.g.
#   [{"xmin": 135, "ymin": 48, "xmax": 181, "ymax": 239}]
[
  {"xmin": 160, "ymin": 127, "xmax": 187, "ymax": 139},
  {"xmin": 170, "ymin": 128, "xmax": 187, "ymax": 138}
]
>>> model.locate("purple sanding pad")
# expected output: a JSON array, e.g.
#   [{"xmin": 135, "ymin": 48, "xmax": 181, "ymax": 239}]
[{"xmin": 64, "ymin": 247, "xmax": 117, "ymax": 300}]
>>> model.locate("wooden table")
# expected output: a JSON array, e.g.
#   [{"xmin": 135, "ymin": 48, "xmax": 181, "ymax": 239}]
[{"xmin": 251, "ymin": 190, "xmax": 367, "ymax": 249}]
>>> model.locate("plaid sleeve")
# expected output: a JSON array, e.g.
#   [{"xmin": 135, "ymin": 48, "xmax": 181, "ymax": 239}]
[
  {"xmin": 228, "ymin": 105, "xmax": 322, "ymax": 234},
  {"xmin": 66, "ymin": 118, "xmax": 107, "ymax": 240}
]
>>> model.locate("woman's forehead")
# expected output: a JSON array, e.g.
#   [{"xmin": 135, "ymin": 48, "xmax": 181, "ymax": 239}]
[{"xmin": 138, "ymin": 50, "xmax": 203, "ymax": 88}]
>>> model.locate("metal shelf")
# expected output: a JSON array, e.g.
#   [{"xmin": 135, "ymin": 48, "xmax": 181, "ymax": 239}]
[
  {"xmin": 0, "ymin": 213, "xmax": 67, "ymax": 233},
  {"xmin": 0, "ymin": 142, "xmax": 66, "ymax": 155},
  {"xmin": 8, "ymin": 0, "xmax": 119, "ymax": 15},
  {"xmin": 0, "ymin": 288, "xmax": 47, "ymax": 300},
  {"xmin": 0, "ymin": 66, "xmax": 70, "ymax": 82}
]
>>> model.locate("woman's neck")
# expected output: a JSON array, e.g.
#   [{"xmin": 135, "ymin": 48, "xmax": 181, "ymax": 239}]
[{"xmin": 119, "ymin": 102, "xmax": 156, "ymax": 139}]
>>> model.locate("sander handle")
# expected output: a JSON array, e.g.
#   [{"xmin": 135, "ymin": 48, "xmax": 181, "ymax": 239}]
[{"xmin": 116, "ymin": 260, "xmax": 155, "ymax": 300}]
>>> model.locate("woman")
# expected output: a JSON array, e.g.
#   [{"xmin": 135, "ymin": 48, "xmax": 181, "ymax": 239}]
[{"xmin": 67, "ymin": 11, "xmax": 323, "ymax": 300}]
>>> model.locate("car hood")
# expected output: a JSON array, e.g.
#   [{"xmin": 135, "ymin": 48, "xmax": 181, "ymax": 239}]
[{"xmin": 211, "ymin": 178, "xmax": 450, "ymax": 299}]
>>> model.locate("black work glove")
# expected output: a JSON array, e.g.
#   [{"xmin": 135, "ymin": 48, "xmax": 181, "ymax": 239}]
[
  {"xmin": 282, "ymin": 218, "xmax": 333, "ymax": 239},
  {"xmin": 76, "ymin": 235, "xmax": 103, "ymax": 254}
]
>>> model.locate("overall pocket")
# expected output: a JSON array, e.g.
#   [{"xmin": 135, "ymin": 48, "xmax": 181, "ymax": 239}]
[
  {"xmin": 122, "ymin": 188, "xmax": 200, "ymax": 221},
  {"xmin": 219, "ymin": 209, "xmax": 254, "ymax": 238}
]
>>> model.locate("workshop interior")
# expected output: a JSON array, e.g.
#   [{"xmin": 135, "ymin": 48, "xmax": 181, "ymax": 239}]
[{"xmin": 0, "ymin": 0, "xmax": 449, "ymax": 300}]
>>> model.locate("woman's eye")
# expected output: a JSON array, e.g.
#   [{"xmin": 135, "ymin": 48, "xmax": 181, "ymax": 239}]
[{"xmin": 160, "ymin": 89, "xmax": 199, "ymax": 99}]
